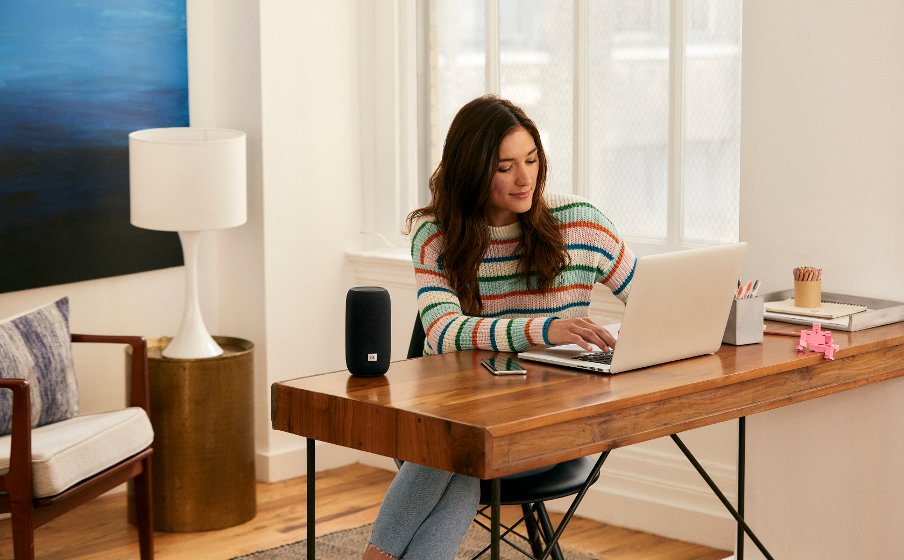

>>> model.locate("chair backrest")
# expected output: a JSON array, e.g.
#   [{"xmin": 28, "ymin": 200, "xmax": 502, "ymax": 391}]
[
  {"xmin": 395, "ymin": 314, "xmax": 426, "ymax": 471},
  {"xmin": 406, "ymin": 313, "xmax": 426, "ymax": 359}
]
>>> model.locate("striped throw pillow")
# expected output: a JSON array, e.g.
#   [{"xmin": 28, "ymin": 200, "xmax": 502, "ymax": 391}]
[{"xmin": 0, "ymin": 297, "xmax": 79, "ymax": 436}]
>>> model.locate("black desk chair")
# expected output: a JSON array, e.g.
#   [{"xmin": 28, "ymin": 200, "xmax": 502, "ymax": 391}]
[{"xmin": 401, "ymin": 314, "xmax": 610, "ymax": 560}]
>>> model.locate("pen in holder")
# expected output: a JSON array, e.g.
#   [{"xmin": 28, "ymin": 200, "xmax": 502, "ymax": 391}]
[
  {"xmin": 793, "ymin": 267, "xmax": 822, "ymax": 308},
  {"xmin": 723, "ymin": 296, "xmax": 764, "ymax": 345}
]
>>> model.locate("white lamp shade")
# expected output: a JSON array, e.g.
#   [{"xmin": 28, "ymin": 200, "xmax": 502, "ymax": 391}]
[{"xmin": 129, "ymin": 127, "xmax": 247, "ymax": 231}]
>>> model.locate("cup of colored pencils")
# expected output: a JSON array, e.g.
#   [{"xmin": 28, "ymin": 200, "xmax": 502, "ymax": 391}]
[{"xmin": 793, "ymin": 266, "xmax": 822, "ymax": 308}]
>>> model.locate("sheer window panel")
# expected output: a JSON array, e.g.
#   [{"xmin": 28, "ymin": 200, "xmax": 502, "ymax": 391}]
[
  {"xmin": 587, "ymin": 0, "xmax": 671, "ymax": 239},
  {"xmin": 432, "ymin": 0, "xmax": 486, "ymax": 170},
  {"xmin": 499, "ymin": 0, "xmax": 573, "ymax": 194},
  {"xmin": 682, "ymin": 0, "xmax": 741, "ymax": 243}
]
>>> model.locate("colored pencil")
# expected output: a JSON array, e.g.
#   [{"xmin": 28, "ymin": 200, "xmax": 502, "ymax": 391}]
[
  {"xmin": 764, "ymin": 330, "xmax": 801, "ymax": 337},
  {"xmin": 793, "ymin": 267, "xmax": 822, "ymax": 281}
]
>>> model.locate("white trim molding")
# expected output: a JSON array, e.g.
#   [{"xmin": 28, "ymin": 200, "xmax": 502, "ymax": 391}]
[
  {"xmin": 572, "ymin": 0, "xmax": 589, "ymax": 199},
  {"xmin": 255, "ymin": 441, "xmax": 362, "ymax": 484},
  {"xmin": 359, "ymin": 0, "xmax": 419, "ymax": 250},
  {"xmin": 346, "ymin": 248, "xmax": 415, "ymax": 290},
  {"xmin": 667, "ymin": 0, "xmax": 687, "ymax": 247},
  {"xmin": 484, "ymin": 0, "xmax": 500, "ymax": 95}
]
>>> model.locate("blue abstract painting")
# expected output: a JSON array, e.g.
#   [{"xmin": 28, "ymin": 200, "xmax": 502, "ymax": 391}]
[{"xmin": 0, "ymin": 0, "xmax": 187, "ymax": 293}]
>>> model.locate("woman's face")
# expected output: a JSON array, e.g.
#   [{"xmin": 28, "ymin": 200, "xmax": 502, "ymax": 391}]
[{"xmin": 486, "ymin": 127, "xmax": 539, "ymax": 227}]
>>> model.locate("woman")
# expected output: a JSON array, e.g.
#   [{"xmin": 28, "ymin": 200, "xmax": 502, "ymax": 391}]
[{"xmin": 363, "ymin": 95, "xmax": 637, "ymax": 560}]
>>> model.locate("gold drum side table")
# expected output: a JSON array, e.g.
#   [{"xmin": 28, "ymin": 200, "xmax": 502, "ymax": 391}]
[{"xmin": 129, "ymin": 336, "xmax": 256, "ymax": 532}]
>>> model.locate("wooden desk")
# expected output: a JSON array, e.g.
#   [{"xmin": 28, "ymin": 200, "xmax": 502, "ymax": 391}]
[{"xmin": 272, "ymin": 321, "xmax": 904, "ymax": 557}]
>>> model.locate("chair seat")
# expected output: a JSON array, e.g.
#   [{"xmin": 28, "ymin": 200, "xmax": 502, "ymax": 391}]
[
  {"xmin": 479, "ymin": 456, "xmax": 601, "ymax": 505},
  {"xmin": 0, "ymin": 407, "xmax": 153, "ymax": 498}
]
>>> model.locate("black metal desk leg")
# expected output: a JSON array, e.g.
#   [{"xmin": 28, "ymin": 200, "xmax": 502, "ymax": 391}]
[
  {"xmin": 308, "ymin": 438, "xmax": 316, "ymax": 560},
  {"xmin": 537, "ymin": 450, "xmax": 609, "ymax": 560},
  {"xmin": 671, "ymin": 433, "xmax": 774, "ymax": 560},
  {"xmin": 491, "ymin": 478, "xmax": 501, "ymax": 560},
  {"xmin": 738, "ymin": 416, "xmax": 745, "ymax": 560}
]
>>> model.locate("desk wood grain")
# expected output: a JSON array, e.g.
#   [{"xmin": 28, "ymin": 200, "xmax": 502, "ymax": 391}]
[{"xmin": 273, "ymin": 321, "xmax": 904, "ymax": 479}]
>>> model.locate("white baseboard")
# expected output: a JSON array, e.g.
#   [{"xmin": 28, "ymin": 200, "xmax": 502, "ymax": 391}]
[
  {"xmin": 256, "ymin": 440, "xmax": 363, "ymax": 483},
  {"xmin": 257, "ymin": 443, "xmax": 737, "ymax": 550}
]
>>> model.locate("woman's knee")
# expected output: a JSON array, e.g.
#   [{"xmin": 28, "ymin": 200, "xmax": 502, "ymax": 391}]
[
  {"xmin": 447, "ymin": 473, "xmax": 481, "ymax": 511},
  {"xmin": 369, "ymin": 463, "xmax": 460, "ymax": 557}
]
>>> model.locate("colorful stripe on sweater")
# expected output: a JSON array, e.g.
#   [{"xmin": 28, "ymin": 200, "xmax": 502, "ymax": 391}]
[{"xmin": 411, "ymin": 192, "xmax": 637, "ymax": 355}]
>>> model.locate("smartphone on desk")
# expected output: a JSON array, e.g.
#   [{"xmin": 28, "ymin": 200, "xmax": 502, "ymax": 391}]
[{"xmin": 481, "ymin": 357, "xmax": 527, "ymax": 375}]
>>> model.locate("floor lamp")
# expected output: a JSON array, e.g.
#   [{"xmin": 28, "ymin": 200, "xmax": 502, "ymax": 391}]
[{"xmin": 129, "ymin": 127, "xmax": 247, "ymax": 359}]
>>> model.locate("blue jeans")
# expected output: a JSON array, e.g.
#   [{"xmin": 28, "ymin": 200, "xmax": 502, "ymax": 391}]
[{"xmin": 369, "ymin": 462, "xmax": 480, "ymax": 559}]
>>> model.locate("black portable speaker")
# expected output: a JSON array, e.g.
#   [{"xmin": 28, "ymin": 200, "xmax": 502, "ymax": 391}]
[{"xmin": 345, "ymin": 286, "xmax": 391, "ymax": 377}]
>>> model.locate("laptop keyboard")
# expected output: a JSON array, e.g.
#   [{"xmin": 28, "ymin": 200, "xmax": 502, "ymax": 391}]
[{"xmin": 572, "ymin": 351, "xmax": 614, "ymax": 365}]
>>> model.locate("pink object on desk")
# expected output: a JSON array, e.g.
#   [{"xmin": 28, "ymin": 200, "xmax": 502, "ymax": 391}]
[{"xmin": 797, "ymin": 323, "xmax": 840, "ymax": 360}]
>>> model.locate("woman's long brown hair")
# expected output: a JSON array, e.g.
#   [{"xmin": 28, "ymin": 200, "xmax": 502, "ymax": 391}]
[{"xmin": 406, "ymin": 95, "xmax": 569, "ymax": 316}]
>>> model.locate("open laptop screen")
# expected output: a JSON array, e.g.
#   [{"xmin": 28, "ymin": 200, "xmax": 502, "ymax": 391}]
[{"xmin": 518, "ymin": 242, "xmax": 746, "ymax": 374}]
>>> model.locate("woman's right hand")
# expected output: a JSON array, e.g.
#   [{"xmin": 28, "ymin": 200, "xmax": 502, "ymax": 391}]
[{"xmin": 546, "ymin": 317, "xmax": 616, "ymax": 352}]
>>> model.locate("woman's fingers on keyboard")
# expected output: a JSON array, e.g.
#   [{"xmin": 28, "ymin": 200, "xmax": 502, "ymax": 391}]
[{"xmin": 548, "ymin": 318, "xmax": 613, "ymax": 352}]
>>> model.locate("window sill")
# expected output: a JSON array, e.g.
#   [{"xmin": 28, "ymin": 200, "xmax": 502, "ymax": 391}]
[{"xmin": 345, "ymin": 248, "xmax": 416, "ymax": 289}]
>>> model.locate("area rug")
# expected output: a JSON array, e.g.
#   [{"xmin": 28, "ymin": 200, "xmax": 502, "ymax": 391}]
[{"xmin": 229, "ymin": 522, "xmax": 596, "ymax": 560}]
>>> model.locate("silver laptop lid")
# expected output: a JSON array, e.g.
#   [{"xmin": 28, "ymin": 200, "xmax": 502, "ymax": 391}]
[{"xmin": 607, "ymin": 242, "xmax": 746, "ymax": 373}]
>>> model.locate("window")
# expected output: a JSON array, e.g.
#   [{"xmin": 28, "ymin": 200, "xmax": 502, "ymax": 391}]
[{"xmin": 423, "ymin": 0, "xmax": 742, "ymax": 254}]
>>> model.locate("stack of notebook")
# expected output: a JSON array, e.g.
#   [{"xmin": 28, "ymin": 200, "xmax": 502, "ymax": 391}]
[
  {"xmin": 764, "ymin": 298, "xmax": 867, "ymax": 320},
  {"xmin": 763, "ymin": 291, "xmax": 904, "ymax": 331}
]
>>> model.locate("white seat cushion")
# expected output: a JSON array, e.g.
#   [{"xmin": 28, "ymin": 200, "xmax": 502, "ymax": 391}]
[{"xmin": 0, "ymin": 407, "xmax": 153, "ymax": 498}]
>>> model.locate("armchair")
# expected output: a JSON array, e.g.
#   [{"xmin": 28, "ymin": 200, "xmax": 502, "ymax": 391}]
[{"xmin": 0, "ymin": 334, "xmax": 154, "ymax": 560}]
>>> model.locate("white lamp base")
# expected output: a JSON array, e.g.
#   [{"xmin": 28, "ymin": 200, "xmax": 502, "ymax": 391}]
[{"xmin": 163, "ymin": 231, "xmax": 223, "ymax": 359}]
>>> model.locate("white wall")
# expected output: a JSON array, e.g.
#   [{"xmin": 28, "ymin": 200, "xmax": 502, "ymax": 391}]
[
  {"xmin": 176, "ymin": 0, "xmax": 368, "ymax": 483},
  {"xmin": 740, "ymin": 0, "xmax": 904, "ymax": 557},
  {"xmin": 186, "ymin": 0, "xmax": 270, "ymax": 472},
  {"xmin": 186, "ymin": 0, "xmax": 368, "ymax": 482},
  {"xmin": 255, "ymin": 0, "xmax": 365, "ymax": 480}
]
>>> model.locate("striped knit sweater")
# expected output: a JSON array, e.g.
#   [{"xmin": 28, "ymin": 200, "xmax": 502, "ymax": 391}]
[{"xmin": 410, "ymin": 192, "xmax": 637, "ymax": 356}]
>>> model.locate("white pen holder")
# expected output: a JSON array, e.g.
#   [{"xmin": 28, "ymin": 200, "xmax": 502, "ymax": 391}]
[{"xmin": 723, "ymin": 296, "xmax": 764, "ymax": 346}]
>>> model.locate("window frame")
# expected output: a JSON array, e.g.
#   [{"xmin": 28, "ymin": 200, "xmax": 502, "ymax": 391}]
[
  {"xmin": 359, "ymin": 0, "xmax": 738, "ymax": 257},
  {"xmin": 482, "ymin": 0, "xmax": 722, "ymax": 257}
]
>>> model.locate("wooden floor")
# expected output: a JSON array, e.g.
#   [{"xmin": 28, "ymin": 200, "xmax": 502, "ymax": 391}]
[{"xmin": 0, "ymin": 464, "xmax": 731, "ymax": 560}]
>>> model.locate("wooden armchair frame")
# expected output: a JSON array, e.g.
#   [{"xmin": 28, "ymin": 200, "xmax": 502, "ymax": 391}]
[{"xmin": 0, "ymin": 335, "xmax": 154, "ymax": 560}]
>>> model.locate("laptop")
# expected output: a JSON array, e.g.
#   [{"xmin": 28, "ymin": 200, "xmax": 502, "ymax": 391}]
[{"xmin": 518, "ymin": 243, "xmax": 747, "ymax": 374}]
